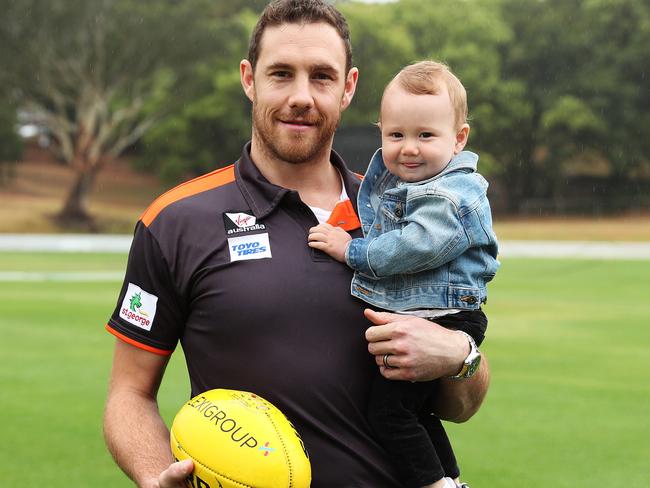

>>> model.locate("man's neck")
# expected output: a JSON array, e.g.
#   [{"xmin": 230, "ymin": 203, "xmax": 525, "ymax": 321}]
[{"xmin": 250, "ymin": 139, "xmax": 343, "ymax": 210}]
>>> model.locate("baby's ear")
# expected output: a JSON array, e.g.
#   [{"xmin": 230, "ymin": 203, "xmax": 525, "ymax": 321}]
[{"xmin": 454, "ymin": 124, "xmax": 470, "ymax": 154}]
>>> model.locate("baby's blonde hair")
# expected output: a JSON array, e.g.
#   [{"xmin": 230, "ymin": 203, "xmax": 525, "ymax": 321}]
[{"xmin": 383, "ymin": 60, "xmax": 468, "ymax": 129}]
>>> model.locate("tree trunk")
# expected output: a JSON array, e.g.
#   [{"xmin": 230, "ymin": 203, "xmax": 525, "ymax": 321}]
[{"xmin": 56, "ymin": 165, "xmax": 99, "ymax": 226}]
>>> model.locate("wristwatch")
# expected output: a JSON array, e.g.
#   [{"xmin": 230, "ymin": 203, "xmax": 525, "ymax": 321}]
[{"xmin": 450, "ymin": 331, "xmax": 481, "ymax": 379}]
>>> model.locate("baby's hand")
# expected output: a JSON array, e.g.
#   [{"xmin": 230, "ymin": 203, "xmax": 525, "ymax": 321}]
[{"xmin": 307, "ymin": 223, "xmax": 352, "ymax": 263}]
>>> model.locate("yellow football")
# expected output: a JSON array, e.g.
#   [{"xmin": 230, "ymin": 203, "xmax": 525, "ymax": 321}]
[{"xmin": 170, "ymin": 389, "xmax": 311, "ymax": 488}]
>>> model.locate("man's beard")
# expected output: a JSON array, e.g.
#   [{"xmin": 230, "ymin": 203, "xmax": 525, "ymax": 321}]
[{"xmin": 252, "ymin": 103, "xmax": 340, "ymax": 165}]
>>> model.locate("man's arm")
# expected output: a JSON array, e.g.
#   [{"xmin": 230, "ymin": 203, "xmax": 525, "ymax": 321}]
[
  {"xmin": 428, "ymin": 356, "xmax": 489, "ymax": 423},
  {"xmin": 103, "ymin": 339, "xmax": 193, "ymax": 488},
  {"xmin": 364, "ymin": 309, "xmax": 489, "ymax": 423}
]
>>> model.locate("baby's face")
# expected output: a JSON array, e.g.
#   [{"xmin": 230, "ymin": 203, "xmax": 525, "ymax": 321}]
[{"xmin": 380, "ymin": 84, "xmax": 467, "ymax": 183}]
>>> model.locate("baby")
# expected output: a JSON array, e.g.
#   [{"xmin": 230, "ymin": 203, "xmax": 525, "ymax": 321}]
[{"xmin": 308, "ymin": 60, "xmax": 499, "ymax": 488}]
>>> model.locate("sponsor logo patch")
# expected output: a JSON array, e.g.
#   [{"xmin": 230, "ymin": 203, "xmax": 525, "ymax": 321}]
[
  {"xmin": 119, "ymin": 283, "xmax": 158, "ymax": 331},
  {"xmin": 228, "ymin": 233, "xmax": 272, "ymax": 262},
  {"xmin": 223, "ymin": 211, "xmax": 267, "ymax": 235}
]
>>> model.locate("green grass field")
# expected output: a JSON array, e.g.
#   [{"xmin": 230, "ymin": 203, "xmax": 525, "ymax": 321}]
[{"xmin": 1, "ymin": 253, "xmax": 648, "ymax": 487}]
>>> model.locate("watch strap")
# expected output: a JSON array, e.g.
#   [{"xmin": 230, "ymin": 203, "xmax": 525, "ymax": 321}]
[{"xmin": 450, "ymin": 330, "xmax": 480, "ymax": 379}]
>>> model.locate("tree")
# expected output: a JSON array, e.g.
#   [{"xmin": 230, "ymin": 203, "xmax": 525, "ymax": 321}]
[
  {"xmin": 379, "ymin": 0, "xmax": 524, "ymax": 178},
  {"xmin": 124, "ymin": 0, "xmax": 649, "ymax": 216},
  {"xmin": 0, "ymin": 99, "xmax": 22, "ymax": 186},
  {"xmin": 137, "ymin": 0, "xmax": 519, "ymax": 185},
  {"xmin": 498, "ymin": 0, "xmax": 650, "ymax": 212},
  {"xmin": 0, "ymin": 0, "xmax": 216, "ymax": 226},
  {"xmin": 578, "ymin": 0, "xmax": 650, "ymax": 180},
  {"xmin": 137, "ymin": 6, "xmax": 261, "ymax": 182},
  {"xmin": 339, "ymin": 1, "xmax": 416, "ymax": 127}
]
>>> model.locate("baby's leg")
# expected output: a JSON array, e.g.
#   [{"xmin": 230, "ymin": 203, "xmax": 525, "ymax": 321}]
[
  {"xmin": 368, "ymin": 374, "xmax": 446, "ymax": 487},
  {"xmin": 419, "ymin": 412, "xmax": 460, "ymax": 479},
  {"xmin": 419, "ymin": 309, "xmax": 489, "ymax": 484}
]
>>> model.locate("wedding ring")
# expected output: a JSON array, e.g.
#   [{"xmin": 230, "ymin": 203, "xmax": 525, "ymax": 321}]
[{"xmin": 383, "ymin": 353, "xmax": 396, "ymax": 369}]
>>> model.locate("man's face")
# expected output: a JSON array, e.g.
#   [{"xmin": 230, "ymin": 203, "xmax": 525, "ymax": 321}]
[
  {"xmin": 241, "ymin": 22, "xmax": 357, "ymax": 165},
  {"xmin": 380, "ymin": 83, "xmax": 468, "ymax": 182}
]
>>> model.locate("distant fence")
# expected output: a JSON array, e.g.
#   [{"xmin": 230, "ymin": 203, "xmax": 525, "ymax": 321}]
[
  {"xmin": 333, "ymin": 125, "xmax": 381, "ymax": 174},
  {"xmin": 510, "ymin": 177, "xmax": 650, "ymax": 217}
]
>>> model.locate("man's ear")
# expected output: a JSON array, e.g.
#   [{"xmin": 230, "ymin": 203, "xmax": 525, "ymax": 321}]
[
  {"xmin": 240, "ymin": 59, "xmax": 255, "ymax": 102},
  {"xmin": 340, "ymin": 67, "xmax": 359, "ymax": 111},
  {"xmin": 454, "ymin": 124, "xmax": 470, "ymax": 154}
]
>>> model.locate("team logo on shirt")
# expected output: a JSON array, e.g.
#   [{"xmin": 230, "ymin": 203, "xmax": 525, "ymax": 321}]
[
  {"xmin": 119, "ymin": 283, "xmax": 158, "ymax": 331},
  {"xmin": 223, "ymin": 211, "xmax": 266, "ymax": 235}
]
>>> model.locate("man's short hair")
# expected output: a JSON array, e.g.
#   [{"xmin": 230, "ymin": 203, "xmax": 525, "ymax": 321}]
[
  {"xmin": 247, "ymin": 0, "xmax": 353, "ymax": 75},
  {"xmin": 387, "ymin": 60, "xmax": 468, "ymax": 129}
]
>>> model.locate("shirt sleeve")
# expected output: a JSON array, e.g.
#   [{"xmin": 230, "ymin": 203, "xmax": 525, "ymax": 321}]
[
  {"xmin": 106, "ymin": 221, "xmax": 185, "ymax": 355},
  {"xmin": 345, "ymin": 192, "xmax": 470, "ymax": 279}
]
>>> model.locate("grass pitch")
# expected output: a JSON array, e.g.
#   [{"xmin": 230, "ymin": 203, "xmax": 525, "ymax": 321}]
[
  {"xmin": 447, "ymin": 258, "xmax": 650, "ymax": 487},
  {"xmin": 0, "ymin": 253, "xmax": 648, "ymax": 487}
]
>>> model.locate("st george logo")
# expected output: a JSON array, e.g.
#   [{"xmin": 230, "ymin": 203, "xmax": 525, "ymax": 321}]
[
  {"xmin": 129, "ymin": 292, "xmax": 142, "ymax": 312},
  {"xmin": 120, "ymin": 283, "xmax": 158, "ymax": 331}
]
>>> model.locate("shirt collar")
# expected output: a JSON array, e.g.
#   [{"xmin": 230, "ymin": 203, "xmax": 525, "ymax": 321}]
[{"xmin": 234, "ymin": 142, "xmax": 362, "ymax": 220}]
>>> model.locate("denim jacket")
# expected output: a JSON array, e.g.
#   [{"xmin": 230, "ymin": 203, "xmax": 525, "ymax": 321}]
[{"xmin": 345, "ymin": 149, "xmax": 499, "ymax": 311}]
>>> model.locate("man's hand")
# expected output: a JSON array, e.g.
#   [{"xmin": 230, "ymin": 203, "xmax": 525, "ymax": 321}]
[
  {"xmin": 364, "ymin": 308, "xmax": 468, "ymax": 382},
  {"xmin": 364, "ymin": 308, "xmax": 489, "ymax": 422},
  {"xmin": 307, "ymin": 223, "xmax": 352, "ymax": 262},
  {"xmin": 151, "ymin": 459, "xmax": 194, "ymax": 488}
]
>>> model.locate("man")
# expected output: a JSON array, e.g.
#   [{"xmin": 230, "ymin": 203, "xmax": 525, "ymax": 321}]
[{"xmin": 103, "ymin": 1, "xmax": 490, "ymax": 487}]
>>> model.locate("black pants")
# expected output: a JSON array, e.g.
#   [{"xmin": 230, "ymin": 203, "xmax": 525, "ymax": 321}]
[{"xmin": 367, "ymin": 310, "xmax": 487, "ymax": 487}]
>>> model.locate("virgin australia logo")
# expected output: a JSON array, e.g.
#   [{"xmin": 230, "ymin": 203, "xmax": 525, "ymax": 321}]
[{"xmin": 223, "ymin": 211, "xmax": 266, "ymax": 235}]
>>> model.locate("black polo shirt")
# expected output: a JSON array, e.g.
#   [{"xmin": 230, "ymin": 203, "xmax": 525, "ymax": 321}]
[{"xmin": 107, "ymin": 144, "xmax": 401, "ymax": 487}]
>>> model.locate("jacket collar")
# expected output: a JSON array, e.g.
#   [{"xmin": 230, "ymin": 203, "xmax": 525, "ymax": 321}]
[
  {"xmin": 436, "ymin": 150, "xmax": 478, "ymax": 178},
  {"xmin": 234, "ymin": 142, "xmax": 361, "ymax": 219}
]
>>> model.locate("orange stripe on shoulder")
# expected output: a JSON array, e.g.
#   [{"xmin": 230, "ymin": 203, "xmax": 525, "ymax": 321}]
[
  {"xmin": 353, "ymin": 172, "xmax": 364, "ymax": 180},
  {"xmin": 106, "ymin": 324, "xmax": 173, "ymax": 356},
  {"xmin": 140, "ymin": 165, "xmax": 236, "ymax": 226}
]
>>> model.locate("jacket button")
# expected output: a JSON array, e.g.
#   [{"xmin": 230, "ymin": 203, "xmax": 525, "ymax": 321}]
[
  {"xmin": 354, "ymin": 285, "xmax": 371, "ymax": 296},
  {"xmin": 460, "ymin": 295, "xmax": 478, "ymax": 304},
  {"xmin": 394, "ymin": 206, "xmax": 403, "ymax": 217}
]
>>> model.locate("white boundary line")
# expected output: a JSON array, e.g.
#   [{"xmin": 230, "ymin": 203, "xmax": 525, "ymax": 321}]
[
  {"xmin": 499, "ymin": 240, "xmax": 650, "ymax": 260},
  {"xmin": 0, "ymin": 234, "xmax": 132, "ymax": 253},
  {"xmin": 0, "ymin": 271, "xmax": 124, "ymax": 282}
]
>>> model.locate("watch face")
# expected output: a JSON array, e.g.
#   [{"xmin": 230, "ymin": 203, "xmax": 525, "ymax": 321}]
[{"xmin": 466, "ymin": 355, "xmax": 481, "ymax": 378}]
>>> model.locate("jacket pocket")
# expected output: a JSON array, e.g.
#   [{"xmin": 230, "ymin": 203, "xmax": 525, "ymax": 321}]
[{"xmin": 379, "ymin": 197, "xmax": 407, "ymax": 231}]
